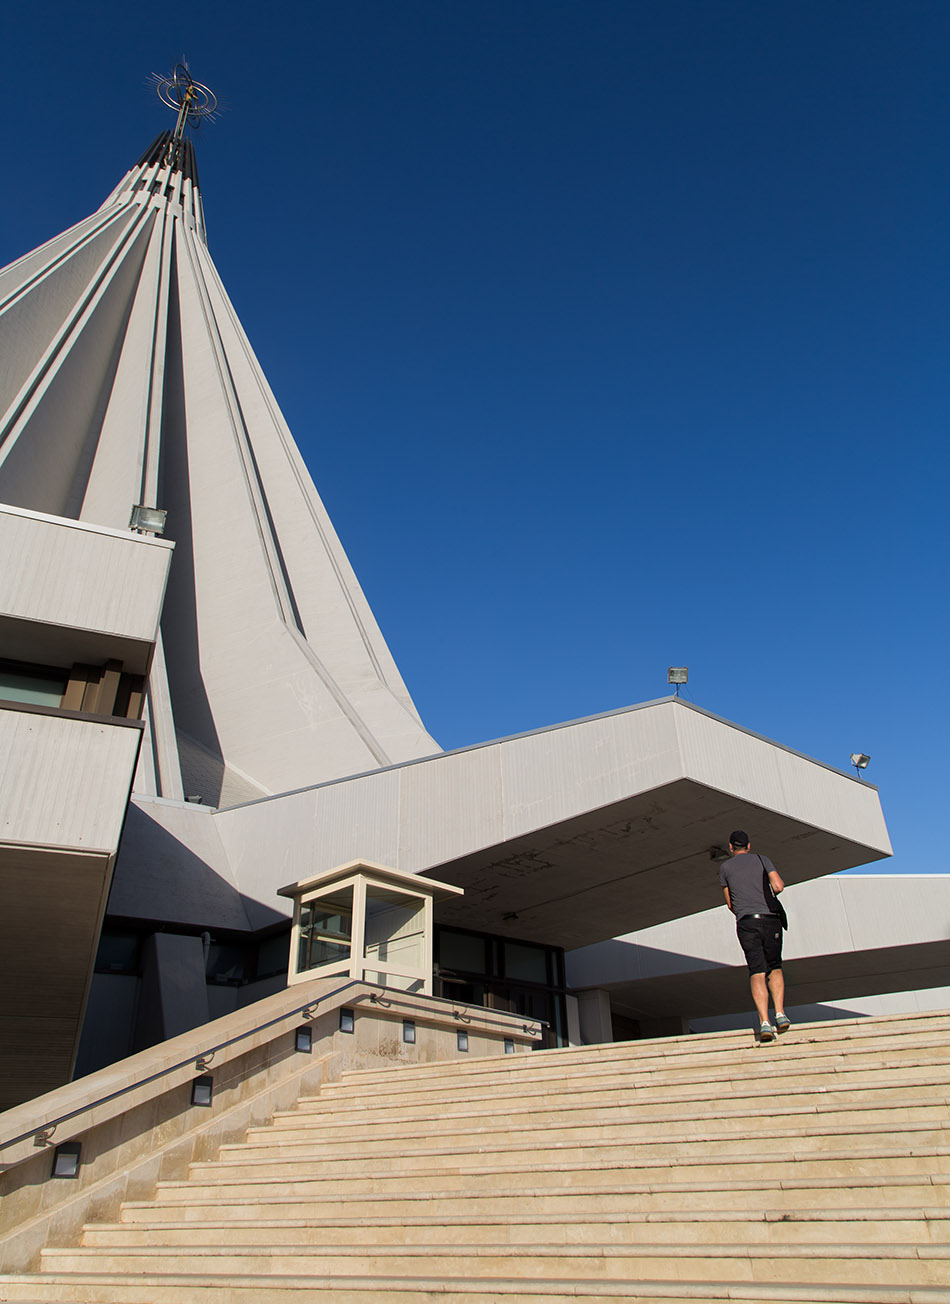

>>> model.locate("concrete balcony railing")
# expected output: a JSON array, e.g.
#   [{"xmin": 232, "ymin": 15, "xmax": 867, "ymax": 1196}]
[
  {"xmin": 0, "ymin": 505, "xmax": 174, "ymax": 676},
  {"xmin": 0, "ymin": 704, "xmax": 143, "ymax": 853}
]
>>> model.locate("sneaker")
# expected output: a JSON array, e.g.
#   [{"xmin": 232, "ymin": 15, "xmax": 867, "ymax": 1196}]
[
  {"xmin": 759, "ymin": 1021, "xmax": 775, "ymax": 1042},
  {"xmin": 774, "ymin": 1014, "xmax": 791, "ymax": 1034}
]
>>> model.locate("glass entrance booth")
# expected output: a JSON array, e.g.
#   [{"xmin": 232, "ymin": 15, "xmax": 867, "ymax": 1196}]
[{"xmin": 279, "ymin": 860, "xmax": 464, "ymax": 994}]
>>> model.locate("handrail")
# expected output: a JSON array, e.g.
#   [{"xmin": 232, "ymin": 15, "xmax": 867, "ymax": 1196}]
[
  {"xmin": 367, "ymin": 990, "xmax": 548, "ymax": 1035},
  {"xmin": 0, "ymin": 981, "xmax": 545, "ymax": 1153},
  {"xmin": 0, "ymin": 978, "xmax": 364, "ymax": 1152}
]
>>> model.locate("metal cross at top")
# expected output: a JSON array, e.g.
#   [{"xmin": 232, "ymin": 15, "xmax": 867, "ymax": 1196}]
[{"xmin": 155, "ymin": 62, "xmax": 217, "ymax": 142}]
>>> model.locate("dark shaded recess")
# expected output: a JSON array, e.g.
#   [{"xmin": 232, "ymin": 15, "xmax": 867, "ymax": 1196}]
[
  {"xmin": 134, "ymin": 132, "xmax": 201, "ymax": 190},
  {"xmin": 156, "ymin": 228, "xmax": 226, "ymax": 803},
  {"xmin": 105, "ymin": 802, "xmax": 271, "ymax": 933},
  {"xmin": 599, "ymin": 937, "xmax": 950, "ymax": 1023}
]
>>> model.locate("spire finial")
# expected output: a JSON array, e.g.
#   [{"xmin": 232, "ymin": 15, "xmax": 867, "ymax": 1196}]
[{"xmin": 154, "ymin": 61, "xmax": 217, "ymax": 155}]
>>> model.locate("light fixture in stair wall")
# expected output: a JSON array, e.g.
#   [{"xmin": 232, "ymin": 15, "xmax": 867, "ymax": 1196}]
[
  {"xmin": 50, "ymin": 1142, "xmax": 81, "ymax": 1179},
  {"xmin": 402, "ymin": 1020, "xmax": 416, "ymax": 1044},
  {"xmin": 295, "ymin": 1026, "xmax": 312, "ymax": 1054},
  {"xmin": 190, "ymin": 1075, "xmax": 213, "ymax": 1107}
]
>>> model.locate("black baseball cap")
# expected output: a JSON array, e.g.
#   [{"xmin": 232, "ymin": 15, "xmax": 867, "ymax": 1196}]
[{"xmin": 729, "ymin": 830, "xmax": 750, "ymax": 847}]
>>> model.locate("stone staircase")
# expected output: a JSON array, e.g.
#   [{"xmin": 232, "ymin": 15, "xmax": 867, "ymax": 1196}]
[{"xmin": 2, "ymin": 1009, "xmax": 950, "ymax": 1303}]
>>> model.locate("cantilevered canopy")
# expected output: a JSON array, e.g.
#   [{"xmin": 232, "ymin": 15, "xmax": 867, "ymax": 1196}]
[{"xmin": 215, "ymin": 697, "xmax": 891, "ymax": 949}]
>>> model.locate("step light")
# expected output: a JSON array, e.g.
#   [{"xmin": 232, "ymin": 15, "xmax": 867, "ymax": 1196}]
[
  {"xmin": 191, "ymin": 1075, "xmax": 214, "ymax": 1107},
  {"xmin": 402, "ymin": 1019, "xmax": 416, "ymax": 1044},
  {"xmin": 295, "ymin": 1026, "xmax": 312, "ymax": 1054},
  {"xmin": 339, "ymin": 1008, "xmax": 355, "ymax": 1034},
  {"xmin": 51, "ymin": 1142, "xmax": 82, "ymax": 1179},
  {"xmin": 457, "ymin": 1029, "xmax": 469, "ymax": 1052}
]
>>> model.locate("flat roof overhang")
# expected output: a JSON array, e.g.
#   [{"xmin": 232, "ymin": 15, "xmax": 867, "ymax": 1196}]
[
  {"xmin": 216, "ymin": 698, "xmax": 892, "ymax": 949},
  {"xmin": 427, "ymin": 775, "xmax": 889, "ymax": 948}
]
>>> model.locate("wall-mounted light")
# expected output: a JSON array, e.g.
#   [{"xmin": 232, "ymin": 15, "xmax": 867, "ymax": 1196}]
[
  {"xmin": 191, "ymin": 1075, "xmax": 214, "ymax": 1107},
  {"xmin": 339, "ymin": 1008, "xmax": 355, "ymax": 1034},
  {"xmin": 51, "ymin": 1142, "xmax": 82, "ymax": 1179},
  {"xmin": 402, "ymin": 1019, "xmax": 416, "ymax": 1045},
  {"xmin": 129, "ymin": 504, "xmax": 168, "ymax": 535},
  {"xmin": 504, "ymin": 1038, "xmax": 515, "ymax": 1055},
  {"xmin": 457, "ymin": 1030, "xmax": 469, "ymax": 1052},
  {"xmin": 295, "ymin": 1026, "xmax": 312, "ymax": 1054}
]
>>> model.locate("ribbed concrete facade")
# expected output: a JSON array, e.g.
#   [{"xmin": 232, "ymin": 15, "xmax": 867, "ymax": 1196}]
[{"xmin": 0, "ymin": 132, "xmax": 439, "ymax": 809}]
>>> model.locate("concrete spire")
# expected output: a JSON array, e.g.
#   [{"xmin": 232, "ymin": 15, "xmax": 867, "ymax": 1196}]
[{"xmin": 0, "ymin": 130, "xmax": 440, "ymax": 805}]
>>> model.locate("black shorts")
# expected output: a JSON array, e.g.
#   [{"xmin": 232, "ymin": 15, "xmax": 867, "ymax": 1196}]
[{"xmin": 736, "ymin": 915, "xmax": 783, "ymax": 976}]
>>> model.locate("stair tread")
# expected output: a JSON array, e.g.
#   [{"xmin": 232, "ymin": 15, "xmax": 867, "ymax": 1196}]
[
  {"xmin": 46, "ymin": 1240, "xmax": 950, "ymax": 1259},
  {"xmin": 7, "ymin": 1269, "xmax": 950, "ymax": 1303},
  {"xmin": 9, "ymin": 1009, "xmax": 950, "ymax": 1303},
  {"xmin": 86, "ymin": 1205, "xmax": 950, "ymax": 1231}
]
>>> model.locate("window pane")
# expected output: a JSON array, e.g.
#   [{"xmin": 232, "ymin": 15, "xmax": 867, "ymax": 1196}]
[
  {"xmin": 0, "ymin": 667, "xmax": 66, "ymax": 707},
  {"xmin": 299, "ymin": 887, "xmax": 353, "ymax": 973},
  {"xmin": 364, "ymin": 886, "xmax": 424, "ymax": 970},
  {"xmin": 95, "ymin": 931, "xmax": 141, "ymax": 974},
  {"xmin": 256, "ymin": 931, "xmax": 290, "ymax": 980},
  {"xmin": 504, "ymin": 941, "xmax": 548, "ymax": 984},
  {"xmin": 206, "ymin": 942, "xmax": 246, "ymax": 984},
  {"xmin": 438, "ymin": 929, "xmax": 488, "ymax": 975}
]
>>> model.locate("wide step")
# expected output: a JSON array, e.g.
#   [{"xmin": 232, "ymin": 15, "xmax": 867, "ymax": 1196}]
[
  {"xmin": 7, "ymin": 1274, "xmax": 950, "ymax": 1304},
  {"xmin": 4, "ymin": 1010, "xmax": 950, "ymax": 1303}
]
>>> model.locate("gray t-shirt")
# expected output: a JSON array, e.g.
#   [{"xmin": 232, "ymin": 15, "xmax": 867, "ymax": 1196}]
[{"xmin": 720, "ymin": 852, "xmax": 779, "ymax": 919}]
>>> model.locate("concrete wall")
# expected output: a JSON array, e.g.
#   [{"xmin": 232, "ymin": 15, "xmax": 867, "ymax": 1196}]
[
  {"xmin": 0, "ymin": 708, "xmax": 142, "ymax": 851},
  {"xmin": 0, "ymin": 507, "xmax": 173, "ymax": 674}
]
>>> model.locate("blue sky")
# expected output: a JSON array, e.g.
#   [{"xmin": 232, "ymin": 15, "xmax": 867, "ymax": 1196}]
[{"xmin": 3, "ymin": 2, "xmax": 948, "ymax": 875}]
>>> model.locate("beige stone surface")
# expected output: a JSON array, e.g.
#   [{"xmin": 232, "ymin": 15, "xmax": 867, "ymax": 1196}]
[
  {"xmin": 0, "ymin": 978, "xmax": 536, "ymax": 1274},
  {"xmin": 1, "ymin": 1009, "xmax": 949, "ymax": 1301}
]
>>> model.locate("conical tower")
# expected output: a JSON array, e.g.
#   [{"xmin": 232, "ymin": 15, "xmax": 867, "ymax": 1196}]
[{"xmin": 0, "ymin": 110, "xmax": 439, "ymax": 808}]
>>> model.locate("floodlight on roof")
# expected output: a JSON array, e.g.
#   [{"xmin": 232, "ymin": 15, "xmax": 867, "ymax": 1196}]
[
  {"xmin": 850, "ymin": 753, "xmax": 871, "ymax": 779},
  {"xmin": 129, "ymin": 504, "xmax": 167, "ymax": 535},
  {"xmin": 668, "ymin": 667, "xmax": 688, "ymax": 697}
]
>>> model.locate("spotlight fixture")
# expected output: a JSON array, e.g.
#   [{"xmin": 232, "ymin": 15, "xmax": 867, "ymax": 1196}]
[
  {"xmin": 850, "ymin": 753, "xmax": 871, "ymax": 779},
  {"xmin": 668, "ymin": 667, "xmax": 688, "ymax": 696},
  {"xmin": 129, "ymin": 504, "xmax": 168, "ymax": 535},
  {"xmin": 51, "ymin": 1142, "xmax": 82, "ymax": 1179},
  {"xmin": 190, "ymin": 1074, "xmax": 214, "ymax": 1107}
]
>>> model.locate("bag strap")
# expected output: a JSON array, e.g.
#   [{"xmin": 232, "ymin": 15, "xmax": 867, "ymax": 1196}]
[{"xmin": 760, "ymin": 855, "xmax": 788, "ymax": 930}]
